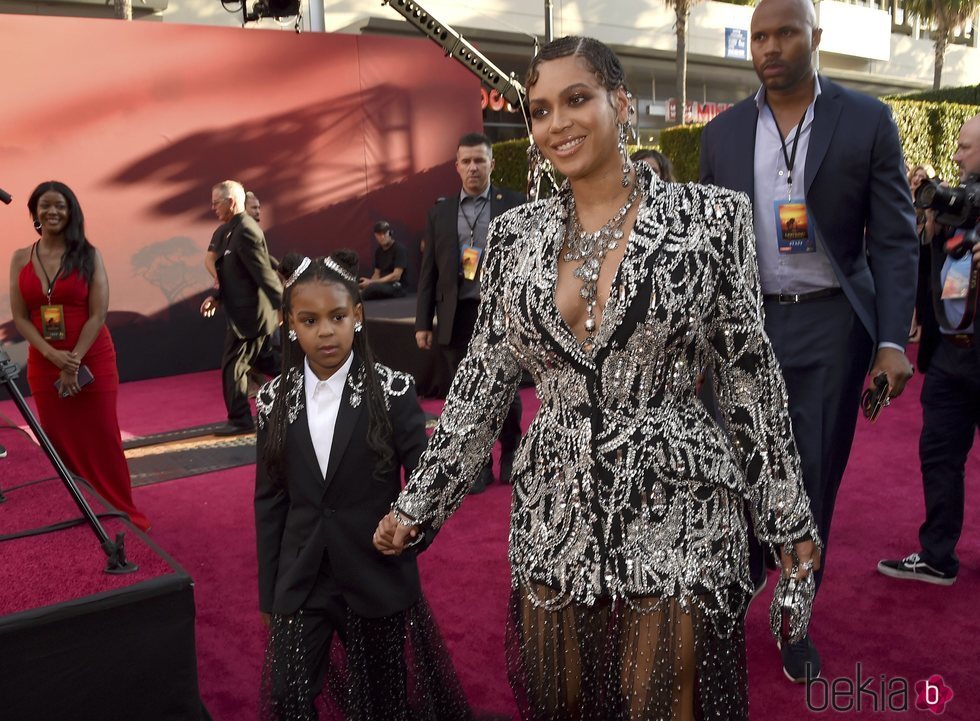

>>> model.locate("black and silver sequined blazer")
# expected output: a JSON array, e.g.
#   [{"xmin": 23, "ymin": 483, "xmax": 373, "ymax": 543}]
[{"xmin": 396, "ymin": 165, "xmax": 819, "ymax": 613}]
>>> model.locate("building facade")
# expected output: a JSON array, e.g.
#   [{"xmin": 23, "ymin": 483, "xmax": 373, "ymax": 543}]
[{"xmin": 4, "ymin": 0, "xmax": 978, "ymax": 141}]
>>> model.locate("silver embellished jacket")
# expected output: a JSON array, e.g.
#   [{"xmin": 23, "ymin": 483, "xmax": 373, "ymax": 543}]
[{"xmin": 396, "ymin": 167, "xmax": 819, "ymax": 609}]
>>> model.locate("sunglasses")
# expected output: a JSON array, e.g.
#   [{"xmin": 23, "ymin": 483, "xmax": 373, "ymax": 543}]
[{"xmin": 861, "ymin": 374, "xmax": 890, "ymax": 423}]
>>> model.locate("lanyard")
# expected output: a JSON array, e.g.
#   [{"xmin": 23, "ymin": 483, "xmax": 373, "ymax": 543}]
[
  {"xmin": 768, "ymin": 105, "xmax": 804, "ymax": 199},
  {"xmin": 461, "ymin": 196, "xmax": 488, "ymax": 246},
  {"xmin": 34, "ymin": 241, "xmax": 66, "ymax": 302}
]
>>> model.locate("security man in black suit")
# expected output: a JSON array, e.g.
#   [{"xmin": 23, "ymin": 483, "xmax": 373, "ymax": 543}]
[
  {"xmin": 201, "ymin": 180, "xmax": 282, "ymax": 435},
  {"xmin": 415, "ymin": 133, "xmax": 525, "ymax": 492}
]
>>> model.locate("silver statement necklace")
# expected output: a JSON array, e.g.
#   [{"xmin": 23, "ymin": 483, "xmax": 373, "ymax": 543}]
[{"xmin": 563, "ymin": 176, "xmax": 642, "ymax": 353}]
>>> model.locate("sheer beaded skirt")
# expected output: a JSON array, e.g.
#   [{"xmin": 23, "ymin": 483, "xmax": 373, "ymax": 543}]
[
  {"xmin": 260, "ymin": 598, "xmax": 472, "ymax": 721},
  {"xmin": 506, "ymin": 584, "xmax": 748, "ymax": 721}
]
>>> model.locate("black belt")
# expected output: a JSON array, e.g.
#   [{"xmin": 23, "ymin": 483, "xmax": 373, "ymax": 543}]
[
  {"xmin": 942, "ymin": 333, "xmax": 974, "ymax": 349},
  {"xmin": 763, "ymin": 287, "xmax": 843, "ymax": 304}
]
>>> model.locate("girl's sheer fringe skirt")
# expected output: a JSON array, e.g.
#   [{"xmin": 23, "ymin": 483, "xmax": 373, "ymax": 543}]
[{"xmin": 260, "ymin": 597, "xmax": 472, "ymax": 721}]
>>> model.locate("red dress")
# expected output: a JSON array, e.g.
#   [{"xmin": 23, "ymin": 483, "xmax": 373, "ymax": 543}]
[{"xmin": 18, "ymin": 259, "xmax": 150, "ymax": 531}]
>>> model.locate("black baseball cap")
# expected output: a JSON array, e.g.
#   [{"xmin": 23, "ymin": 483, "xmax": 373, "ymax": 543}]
[{"xmin": 373, "ymin": 221, "xmax": 391, "ymax": 233}]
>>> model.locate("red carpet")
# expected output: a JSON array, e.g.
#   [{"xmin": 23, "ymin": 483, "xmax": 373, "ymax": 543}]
[{"xmin": 2, "ymin": 366, "xmax": 978, "ymax": 720}]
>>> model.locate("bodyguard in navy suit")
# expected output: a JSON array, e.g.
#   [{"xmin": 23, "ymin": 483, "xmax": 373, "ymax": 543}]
[{"xmin": 700, "ymin": 0, "xmax": 917, "ymax": 683}]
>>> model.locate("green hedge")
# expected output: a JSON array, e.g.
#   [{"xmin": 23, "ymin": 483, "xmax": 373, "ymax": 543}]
[
  {"xmin": 491, "ymin": 138, "xmax": 531, "ymax": 194},
  {"xmin": 659, "ymin": 124, "xmax": 706, "ymax": 183},
  {"xmin": 886, "ymin": 84, "xmax": 980, "ymax": 106},
  {"xmin": 491, "ymin": 137, "xmax": 658, "ymax": 196},
  {"xmin": 885, "ymin": 99, "xmax": 978, "ymax": 182},
  {"xmin": 495, "ymin": 98, "xmax": 974, "ymax": 188}
]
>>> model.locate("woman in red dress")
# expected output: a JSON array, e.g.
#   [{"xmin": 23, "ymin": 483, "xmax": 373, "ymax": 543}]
[{"xmin": 8, "ymin": 181, "xmax": 149, "ymax": 531}]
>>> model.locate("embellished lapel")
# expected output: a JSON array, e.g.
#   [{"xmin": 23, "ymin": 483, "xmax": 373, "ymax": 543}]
[
  {"xmin": 534, "ymin": 193, "xmax": 586, "ymax": 356},
  {"xmin": 322, "ymin": 354, "xmax": 363, "ymax": 492},
  {"xmin": 805, "ymin": 76, "xmax": 843, "ymax": 196},
  {"xmin": 593, "ymin": 167, "xmax": 669, "ymax": 350}
]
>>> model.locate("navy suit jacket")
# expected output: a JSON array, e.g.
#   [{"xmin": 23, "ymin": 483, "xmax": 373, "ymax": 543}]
[
  {"xmin": 700, "ymin": 76, "xmax": 918, "ymax": 348},
  {"xmin": 416, "ymin": 185, "xmax": 526, "ymax": 346}
]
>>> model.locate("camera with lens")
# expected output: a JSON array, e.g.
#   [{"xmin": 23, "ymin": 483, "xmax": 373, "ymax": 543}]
[
  {"xmin": 915, "ymin": 174, "xmax": 980, "ymax": 258},
  {"xmin": 915, "ymin": 174, "xmax": 980, "ymax": 230}
]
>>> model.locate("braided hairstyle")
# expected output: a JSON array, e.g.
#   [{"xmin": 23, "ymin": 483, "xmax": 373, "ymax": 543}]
[
  {"xmin": 525, "ymin": 36, "xmax": 631, "ymax": 111},
  {"xmin": 262, "ymin": 250, "xmax": 394, "ymax": 485}
]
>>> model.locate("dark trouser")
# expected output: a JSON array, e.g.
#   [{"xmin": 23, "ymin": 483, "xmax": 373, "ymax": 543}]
[
  {"xmin": 268, "ymin": 556, "xmax": 409, "ymax": 718},
  {"xmin": 754, "ymin": 293, "xmax": 874, "ymax": 594},
  {"xmin": 445, "ymin": 299, "xmax": 522, "ymax": 452},
  {"xmin": 918, "ymin": 338, "xmax": 980, "ymax": 575},
  {"xmin": 361, "ymin": 281, "xmax": 405, "ymax": 300},
  {"xmin": 221, "ymin": 326, "xmax": 280, "ymax": 428}
]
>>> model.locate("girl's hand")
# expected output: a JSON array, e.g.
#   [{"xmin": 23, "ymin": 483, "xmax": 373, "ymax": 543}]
[
  {"xmin": 373, "ymin": 511, "xmax": 418, "ymax": 556},
  {"xmin": 47, "ymin": 349, "xmax": 80, "ymax": 372},
  {"xmin": 780, "ymin": 539, "xmax": 821, "ymax": 580},
  {"xmin": 58, "ymin": 368, "xmax": 81, "ymax": 398},
  {"xmin": 260, "ymin": 612, "xmax": 271, "ymax": 628}
]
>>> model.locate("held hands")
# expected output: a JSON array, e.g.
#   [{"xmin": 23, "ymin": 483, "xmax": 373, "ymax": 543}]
[
  {"xmin": 868, "ymin": 347, "xmax": 914, "ymax": 400},
  {"xmin": 200, "ymin": 296, "xmax": 219, "ymax": 318},
  {"xmin": 415, "ymin": 330, "xmax": 433, "ymax": 351},
  {"xmin": 373, "ymin": 510, "xmax": 419, "ymax": 556}
]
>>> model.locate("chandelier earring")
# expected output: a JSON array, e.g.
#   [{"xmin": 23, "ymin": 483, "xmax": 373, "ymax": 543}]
[
  {"xmin": 288, "ymin": 328, "xmax": 298, "ymax": 342},
  {"xmin": 527, "ymin": 141, "xmax": 551, "ymax": 201},
  {"xmin": 618, "ymin": 122, "xmax": 632, "ymax": 188},
  {"xmin": 354, "ymin": 322, "xmax": 363, "ymax": 333}
]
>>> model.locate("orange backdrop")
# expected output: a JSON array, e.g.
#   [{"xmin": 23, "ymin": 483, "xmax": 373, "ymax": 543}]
[{"xmin": 0, "ymin": 14, "xmax": 481, "ymax": 382}]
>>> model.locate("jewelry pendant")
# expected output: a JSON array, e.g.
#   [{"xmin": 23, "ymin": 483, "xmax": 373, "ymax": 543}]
[{"xmin": 584, "ymin": 318, "xmax": 596, "ymax": 332}]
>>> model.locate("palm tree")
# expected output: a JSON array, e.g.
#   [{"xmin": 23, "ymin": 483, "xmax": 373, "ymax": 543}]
[
  {"xmin": 902, "ymin": 0, "xmax": 979, "ymax": 89},
  {"xmin": 667, "ymin": 0, "xmax": 701, "ymax": 125}
]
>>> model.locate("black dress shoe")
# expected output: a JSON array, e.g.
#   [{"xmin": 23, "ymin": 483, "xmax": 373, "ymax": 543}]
[
  {"xmin": 214, "ymin": 423, "xmax": 255, "ymax": 437},
  {"xmin": 781, "ymin": 634, "xmax": 821, "ymax": 684},
  {"xmin": 499, "ymin": 449, "xmax": 516, "ymax": 484}
]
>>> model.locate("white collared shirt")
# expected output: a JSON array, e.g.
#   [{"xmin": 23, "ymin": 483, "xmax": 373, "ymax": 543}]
[
  {"xmin": 752, "ymin": 78, "xmax": 838, "ymax": 296},
  {"xmin": 303, "ymin": 353, "xmax": 354, "ymax": 478}
]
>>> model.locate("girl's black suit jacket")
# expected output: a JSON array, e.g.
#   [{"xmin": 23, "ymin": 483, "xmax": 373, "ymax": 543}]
[{"xmin": 254, "ymin": 354, "xmax": 428, "ymax": 618}]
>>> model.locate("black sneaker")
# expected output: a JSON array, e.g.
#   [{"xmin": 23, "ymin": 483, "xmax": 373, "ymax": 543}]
[
  {"xmin": 877, "ymin": 552, "xmax": 956, "ymax": 586},
  {"xmin": 780, "ymin": 634, "xmax": 821, "ymax": 684},
  {"xmin": 0, "ymin": 444, "xmax": 6, "ymax": 459}
]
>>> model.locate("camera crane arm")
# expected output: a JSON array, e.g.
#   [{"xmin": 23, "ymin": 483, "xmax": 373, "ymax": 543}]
[{"xmin": 380, "ymin": 0, "xmax": 527, "ymax": 108}]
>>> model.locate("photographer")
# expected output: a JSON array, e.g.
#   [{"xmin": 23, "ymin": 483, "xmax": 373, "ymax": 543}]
[{"xmin": 879, "ymin": 114, "xmax": 980, "ymax": 586}]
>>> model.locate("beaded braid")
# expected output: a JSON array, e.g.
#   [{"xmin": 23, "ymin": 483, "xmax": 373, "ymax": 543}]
[{"xmin": 262, "ymin": 253, "xmax": 310, "ymax": 483}]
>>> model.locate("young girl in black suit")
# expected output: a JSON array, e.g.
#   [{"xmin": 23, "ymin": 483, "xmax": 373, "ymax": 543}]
[{"xmin": 255, "ymin": 251, "xmax": 470, "ymax": 721}]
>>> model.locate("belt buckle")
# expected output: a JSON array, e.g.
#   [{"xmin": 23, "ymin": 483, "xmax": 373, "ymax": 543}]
[{"xmin": 780, "ymin": 293, "xmax": 800, "ymax": 305}]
